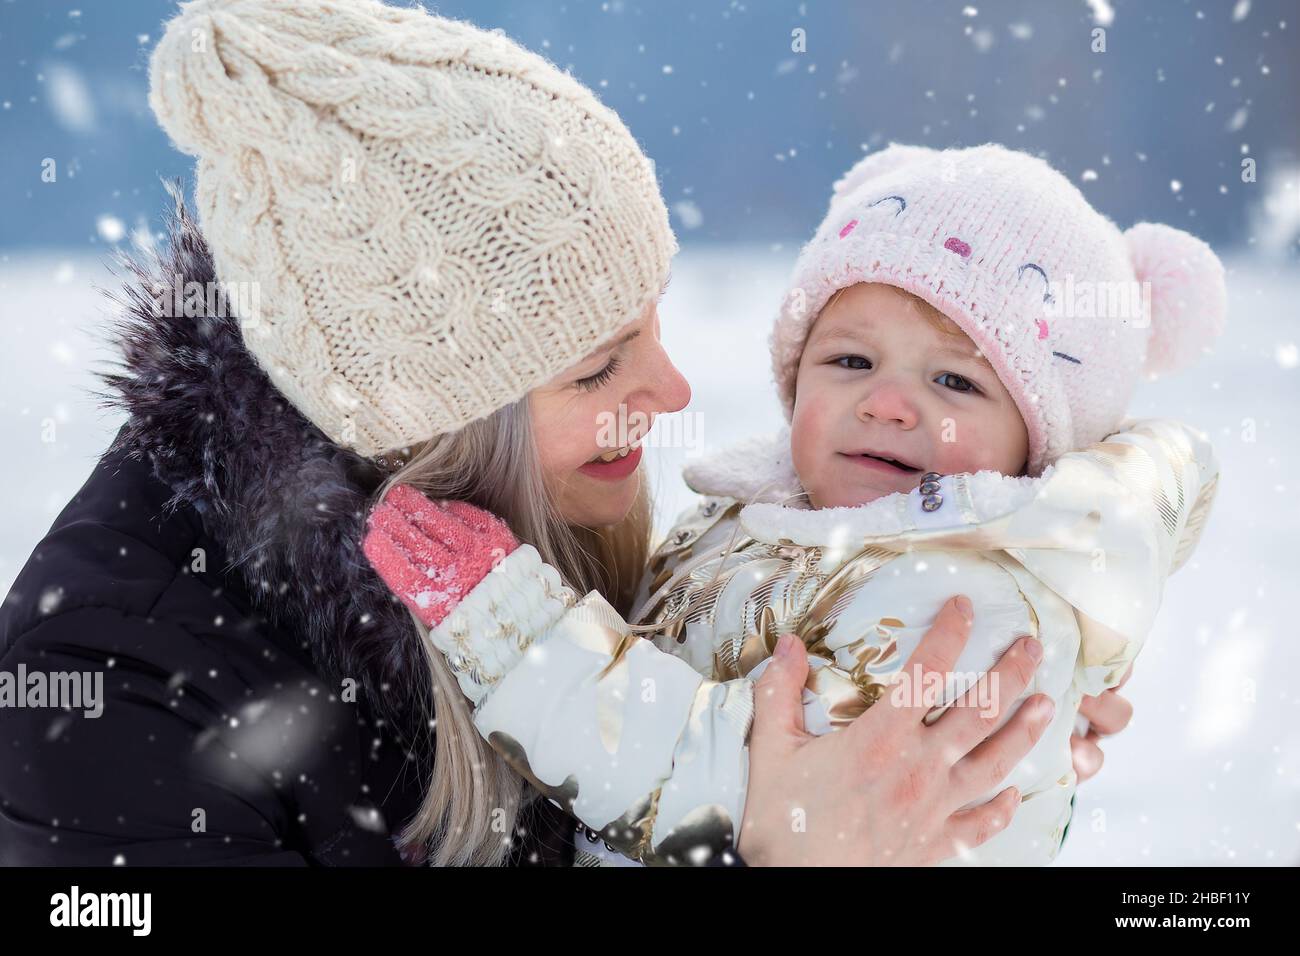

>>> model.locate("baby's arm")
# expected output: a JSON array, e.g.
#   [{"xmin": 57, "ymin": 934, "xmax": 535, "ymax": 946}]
[
  {"xmin": 787, "ymin": 417, "xmax": 1219, "ymax": 861},
  {"xmin": 982, "ymin": 417, "xmax": 1219, "ymax": 695},
  {"xmin": 364, "ymin": 487, "xmax": 750, "ymax": 866},
  {"xmin": 798, "ymin": 547, "xmax": 1080, "ymax": 864}
]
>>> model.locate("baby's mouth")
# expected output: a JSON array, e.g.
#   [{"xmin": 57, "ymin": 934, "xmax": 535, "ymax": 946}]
[{"xmin": 842, "ymin": 451, "xmax": 923, "ymax": 475}]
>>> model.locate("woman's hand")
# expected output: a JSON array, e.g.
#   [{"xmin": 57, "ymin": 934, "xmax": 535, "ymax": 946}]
[
  {"xmin": 362, "ymin": 484, "xmax": 520, "ymax": 628},
  {"xmin": 738, "ymin": 596, "xmax": 1055, "ymax": 866},
  {"xmin": 1071, "ymin": 663, "xmax": 1135, "ymax": 784}
]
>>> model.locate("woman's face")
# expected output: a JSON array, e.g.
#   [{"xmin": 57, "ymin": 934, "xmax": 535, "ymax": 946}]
[{"xmin": 530, "ymin": 300, "xmax": 691, "ymax": 527}]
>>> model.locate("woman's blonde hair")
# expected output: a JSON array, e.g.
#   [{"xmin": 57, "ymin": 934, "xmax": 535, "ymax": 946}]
[{"xmin": 373, "ymin": 396, "xmax": 652, "ymax": 866}]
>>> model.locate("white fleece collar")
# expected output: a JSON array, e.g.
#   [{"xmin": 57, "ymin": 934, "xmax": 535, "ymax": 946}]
[
  {"xmin": 680, "ymin": 426, "xmax": 1048, "ymax": 546},
  {"xmin": 681, "ymin": 426, "xmax": 805, "ymax": 505}
]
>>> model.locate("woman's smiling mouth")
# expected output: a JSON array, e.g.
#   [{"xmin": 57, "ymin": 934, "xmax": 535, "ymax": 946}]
[{"xmin": 578, "ymin": 443, "xmax": 644, "ymax": 480}]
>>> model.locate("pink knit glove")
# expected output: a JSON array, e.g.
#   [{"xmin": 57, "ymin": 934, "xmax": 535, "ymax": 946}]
[{"xmin": 362, "ymin": 484, "xmax": 520, "ymax": 629}]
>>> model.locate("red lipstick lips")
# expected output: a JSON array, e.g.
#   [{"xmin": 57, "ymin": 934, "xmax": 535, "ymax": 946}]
[{"xmin": 578, "ymin": 444, "xmax": 644, "ymax": 481}]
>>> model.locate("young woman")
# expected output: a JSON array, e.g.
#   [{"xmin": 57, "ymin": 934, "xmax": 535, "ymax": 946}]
[{"xmin": 0, "ymin": 0, "xmax": 1129, "ymax": 866}]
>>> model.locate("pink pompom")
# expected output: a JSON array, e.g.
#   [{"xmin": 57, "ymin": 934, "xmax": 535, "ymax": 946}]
[{"xmin": 1125, "ymin": 221, "xmax": 1228, "ymax": 377}]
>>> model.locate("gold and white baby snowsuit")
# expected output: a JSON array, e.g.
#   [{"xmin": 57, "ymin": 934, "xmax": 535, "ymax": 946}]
[{"xmin": 418, "ymin": 417, "xmax": 1218, "ymax": 866}]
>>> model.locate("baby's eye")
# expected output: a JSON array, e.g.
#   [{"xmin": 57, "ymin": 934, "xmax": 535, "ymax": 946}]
[
  {"xmin": 936, "ymin": 372, "xmax": 979, "ymax": 394},
  {"xmin": 835, "ymin": 355, "xmax": 872, "ymax": 370}
]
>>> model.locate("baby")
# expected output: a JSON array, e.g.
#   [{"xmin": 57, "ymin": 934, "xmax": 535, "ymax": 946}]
[
  {"xmin": 366, "ymin": 143, "xmax": 1225, "ymax": 868},
  {"xmin": 614, "ymin": 142, "xmax": 1224, "ymax": 865}
]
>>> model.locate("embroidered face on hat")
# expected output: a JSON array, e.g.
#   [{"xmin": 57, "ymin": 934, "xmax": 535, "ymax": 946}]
[{"xmin": 770, "ymin": 142, "xmax": 1227, "ymax": 477}]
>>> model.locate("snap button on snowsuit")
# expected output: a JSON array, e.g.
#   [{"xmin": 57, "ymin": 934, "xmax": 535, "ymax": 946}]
[{"xmin": 919, "ymin": 471, "xmax": 944, "ymax": 512}]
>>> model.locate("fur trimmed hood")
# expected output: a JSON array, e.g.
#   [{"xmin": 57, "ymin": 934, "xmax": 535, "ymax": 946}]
[
  {"xmin": 680, "ymin": 426, "xmax": 1050, "ymax": 546},
  {"xmin": 680, "ymin": 426, "xmax": 805, "ymax": 506},
  {"xmin": 94, "ymin": 186, "xmax": 431, "ymax": 755}
]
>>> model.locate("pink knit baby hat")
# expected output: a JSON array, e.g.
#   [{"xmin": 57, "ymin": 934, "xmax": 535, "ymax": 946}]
[{"xmin": 770, "ymin": 142, "xmax": 1228, "ymax": 477}]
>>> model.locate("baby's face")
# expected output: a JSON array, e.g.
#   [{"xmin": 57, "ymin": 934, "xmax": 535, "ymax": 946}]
[{"xmin": 791, "ymin": 282, "xmax": 1029, "ymax": 509}]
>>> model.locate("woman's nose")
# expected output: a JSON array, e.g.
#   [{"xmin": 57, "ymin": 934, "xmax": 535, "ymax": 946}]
[
  {"xmin": 857, "ymin": 380, "xmax": 917, "ymax": 428},
  {"xmin": 643, "ymin": 340, "xmax": 692, "ymax": 415}
]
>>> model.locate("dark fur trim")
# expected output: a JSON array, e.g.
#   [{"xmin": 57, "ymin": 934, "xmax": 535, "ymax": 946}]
[{"xmin": 92, "ymin": 183, "xmax": 432, "ymax": 760}]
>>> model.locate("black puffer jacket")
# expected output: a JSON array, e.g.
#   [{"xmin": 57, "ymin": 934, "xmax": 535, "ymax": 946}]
[{"xmin": 0, "ymin": 195, "xmax": 574, "ymax": 865}]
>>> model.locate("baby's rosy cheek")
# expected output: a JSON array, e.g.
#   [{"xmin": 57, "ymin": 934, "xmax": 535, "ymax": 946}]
[
  {"xmin": 793, "ymin": 391, "xmax": 836, "ymax": 447},
  {"xmin": 932, "ymin": 417, "xmax": 997, "ymax": 472},
  {"xmin": 791, "ymin": 396, "xmax": 833, "ymax": 475}
]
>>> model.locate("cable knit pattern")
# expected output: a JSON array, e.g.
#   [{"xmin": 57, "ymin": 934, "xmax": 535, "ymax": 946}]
[
  {"xmin": 770, "ymin": 143, "xmax": 1228, "ymax": 477},
  {"xmin": 148, "ymin": 0, "xmax": 676, "ymax": 455}
]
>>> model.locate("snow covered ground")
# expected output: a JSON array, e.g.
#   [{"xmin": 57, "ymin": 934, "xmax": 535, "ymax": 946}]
[{"xmin": 1, "ymin": 244, "xmax": 1297, "ymax": 865}]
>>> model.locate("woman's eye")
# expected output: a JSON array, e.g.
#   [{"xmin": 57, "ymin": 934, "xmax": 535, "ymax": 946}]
[
  {"xmin": 576, "ymin": 356, "xmax": 622, "ymax": 392},
  {"xmin": 937, "ymin": 372, "xmax": 979, "ymax": 393},
  {"xmin": 835, "ymin": 355, "xmax": 872, "ymax": 371}
]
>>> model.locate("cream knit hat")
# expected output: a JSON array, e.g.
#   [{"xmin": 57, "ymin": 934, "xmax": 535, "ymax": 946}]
[
  {"xmin": 148, "ymin": 0, "xmax": 676, "ymax": 456},
  {"xmin": 771, "ymin": 143, "xmax": 1228, "ymax": 477}
]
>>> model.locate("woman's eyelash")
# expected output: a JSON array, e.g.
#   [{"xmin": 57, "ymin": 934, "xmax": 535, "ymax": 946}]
[
  {"xmin": 576, "ymin": 355, "xmax": 623, "ymax": 392},
  {"xmin": 833, "ymin": 356, "xmax": 981, "ymax": 394}
]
